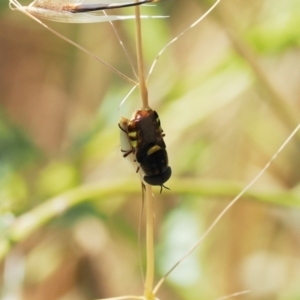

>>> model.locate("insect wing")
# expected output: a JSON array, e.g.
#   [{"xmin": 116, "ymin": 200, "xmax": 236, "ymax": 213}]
[
  {"xmin": 10, "ymin": 0, "xmax": 162, "ymax": 23},
  {"xmin": 61, "ymin": 0, "xmax": 160, "ymax": 13},
  {"xmin": 127, "ymin": 109, "xmax": 171, "ymax": 186},
  {"xmin": 119, "ymin": 117, "xmax": 145, "ymax": 183},
  {"xmin": 29, "ymin": 0, "xmax": 158, "ymax": 12},
  {"xmin": 21, "ymin": 8, "xmax": 139, "ymax": 23},
  {"xmin": 135, "ymin": 110, "xmax": 165, "ymax": 158}
]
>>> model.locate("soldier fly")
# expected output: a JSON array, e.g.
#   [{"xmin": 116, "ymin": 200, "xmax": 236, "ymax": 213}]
[{"xmin": 119, "ymin": 108, "xmax": 171, "ymax": 191}]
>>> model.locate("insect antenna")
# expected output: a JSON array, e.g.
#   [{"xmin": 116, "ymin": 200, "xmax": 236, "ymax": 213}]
[{"xmin": 159, "ymin": 184, "xmax": 170, "ymax": 194}]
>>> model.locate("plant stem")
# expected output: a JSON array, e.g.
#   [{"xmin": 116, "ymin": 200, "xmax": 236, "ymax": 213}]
[
  {"xmin": 134, "ymin": 3, "xmax": 148, "ymax": 108},
  {"xmin": 2, "ymin": 178, "xmax": 300, "ymax": 263},
  {"xmin": 133, "ymin": 4, "xmax": 154, "ymax": 298},
  {"xmin": 144, "ymin": 184, "xmax": 155, "ymax": 300}
]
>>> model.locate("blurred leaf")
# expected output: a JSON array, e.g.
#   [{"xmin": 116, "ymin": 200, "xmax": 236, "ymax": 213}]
[
  {"xmin": 0, "ymin": 173, "xmax": 28, "ymax": 213},
  {"xmin": 37, "ymin": 161, "xmax": 80, "ymax": 198},
  {"xmin": 0, "ymin": 111, "xmax": 39, "ymax": 176},
  {"xmin": 246, "ymin": 0, "xmax": 300, "ymax": 53}
]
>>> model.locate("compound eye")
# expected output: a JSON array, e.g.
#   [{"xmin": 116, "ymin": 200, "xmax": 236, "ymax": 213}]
[{"xmin": 143, "ymin": 167, "xmax": 172, "ymax": 186}]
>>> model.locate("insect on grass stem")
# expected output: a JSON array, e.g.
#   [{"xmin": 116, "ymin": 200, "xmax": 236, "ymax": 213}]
[{"xmin": 133, "ymin": 2, "xmax": 154, "ymax": 299}]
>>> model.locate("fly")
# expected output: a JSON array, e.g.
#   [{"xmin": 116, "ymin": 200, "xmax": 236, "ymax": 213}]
[{"xmin": 119, "ymin": 108, "xmax": 171, "ymax": 192}]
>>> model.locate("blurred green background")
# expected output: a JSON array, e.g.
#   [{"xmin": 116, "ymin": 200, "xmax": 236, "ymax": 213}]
[{"xmin": 1, "ymin": 0, "xmax": 300, "ymax": 299}]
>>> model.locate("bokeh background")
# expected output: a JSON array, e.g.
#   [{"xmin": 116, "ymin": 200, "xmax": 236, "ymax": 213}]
[{"xmin": 1, "ymin": 0, "xmax": 300, "ymax": 299}]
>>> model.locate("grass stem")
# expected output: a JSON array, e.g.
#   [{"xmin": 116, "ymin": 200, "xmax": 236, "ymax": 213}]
[
  {"xmin": 134, "ymin": 4, "xmax": 149, "ymax": 108},
  {"xmin": 133, "ymin": 3, "xmax": 154, "ymax": 298},
  {"xmin": 144, "ymin": 184, "xmax": 155, "ymax": 299}
]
